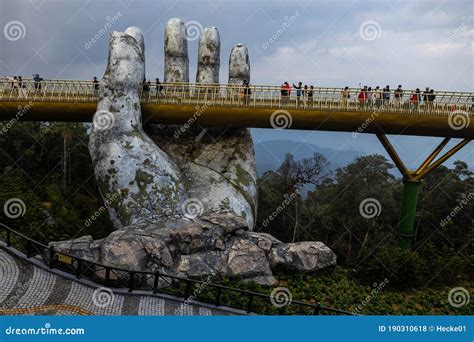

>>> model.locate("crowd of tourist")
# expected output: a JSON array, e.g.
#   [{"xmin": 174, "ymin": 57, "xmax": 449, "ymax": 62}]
[{"xmin": 279, "ymin": 81, "xmax": 439, "ymax": 109}]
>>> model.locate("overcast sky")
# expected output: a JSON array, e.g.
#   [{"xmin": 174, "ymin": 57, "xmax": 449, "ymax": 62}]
[{"xmin": 1, "ymin": 0, "xmax": 473, "ymax": 169}]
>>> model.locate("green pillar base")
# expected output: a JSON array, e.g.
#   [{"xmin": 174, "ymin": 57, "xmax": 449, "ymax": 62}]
[{"xmin": 397, "ymin": 179, "xmax": 421, "ymax": 249}]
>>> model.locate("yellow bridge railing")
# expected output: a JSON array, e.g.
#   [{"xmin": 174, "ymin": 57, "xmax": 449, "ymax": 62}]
[{"xmin": 1, "ymin": 78, "xmax": 473, "ymax": 117}]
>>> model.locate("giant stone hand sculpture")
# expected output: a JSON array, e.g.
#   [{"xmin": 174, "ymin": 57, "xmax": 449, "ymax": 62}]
[{"xmin": 53, "ymin": 19, "xmax": 336, "ymax": 286}]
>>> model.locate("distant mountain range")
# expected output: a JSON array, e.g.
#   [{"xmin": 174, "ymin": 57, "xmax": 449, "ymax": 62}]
[{"xmin": 254, "ymin": 139, "xmax": 361, "ymax": 175}]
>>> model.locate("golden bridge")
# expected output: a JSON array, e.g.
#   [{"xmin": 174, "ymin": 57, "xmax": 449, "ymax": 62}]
[
  {"xmin": 1, "ymin": 78, "xmax": 472, "ymax": 249},
  {"xmin": 1, "ymin": 78, "xmax": 472, "ymax": 138}
]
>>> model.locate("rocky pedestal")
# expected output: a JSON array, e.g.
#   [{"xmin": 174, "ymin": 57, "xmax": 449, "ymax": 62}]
[{"xmin": 52, "ymin": 213, "xmax": 336, "ymax": 286}]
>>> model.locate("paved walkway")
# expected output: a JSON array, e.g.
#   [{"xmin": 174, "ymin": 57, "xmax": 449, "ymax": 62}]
[{"xmin": 0, "ymin": 247, "xmax": 236, "ymax": 316}]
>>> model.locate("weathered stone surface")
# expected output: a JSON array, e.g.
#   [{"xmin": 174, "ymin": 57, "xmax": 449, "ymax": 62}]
[
  {"xmin": 241, "ymin": 231, "xmax": 282, "ymax": 252},
  {"xmin": 50, "ymin": 235, "xmax": 101, "ymax": 262},
  {"xmin": 269, "ymin": 242, "xmax": 337, "ymax": 271},
  {"xmin": 228, "ymin": 44, "xmax": 250, "ymax": 84},
  {"xmin": 89, "ymin": 30, "xmax": 183, "ymax": 230},
  {"xmin": 225, "ymin": 239, "xmax": 276, "ymax": 285},
  {"xmin": 53, "ymin": 219, "xmax": 335, "ymax": 286},
  {"xmin": 176, "ymin": 251, "xmax": 226, "ymax": 278},
  {"xmin": 196, "ymin": 27, "xmax": 220, "ymax": 84},
  {"xmin": 164, "ymin": 18, "xmax": 189, "ymax": 83}
]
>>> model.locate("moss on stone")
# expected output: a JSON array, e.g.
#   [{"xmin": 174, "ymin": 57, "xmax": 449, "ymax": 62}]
[
  {"xmin": 135, "ymin": 169, "xmax": 154, "ymax": 193},
  {"xmin": 123, "ymin": 140, "xmax": 134, "ymax": 150},
  {"xmin": 235, "ymin": 164, "xmax": 251, "ymax": 187}
]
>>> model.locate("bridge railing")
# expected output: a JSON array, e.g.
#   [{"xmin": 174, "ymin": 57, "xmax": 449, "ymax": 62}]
[
  {"xmin": 1, "ymin": 78, "xmax": 473, "ymax": 117},
  {"xmin": 0, "ymin": 223, "xmax": 352, "ymax": 315}
]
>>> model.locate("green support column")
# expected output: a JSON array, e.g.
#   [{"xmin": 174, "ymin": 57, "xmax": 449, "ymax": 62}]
[{"xmin": 397, "ymin": 179, "xmax": 421, "ymax": 249}]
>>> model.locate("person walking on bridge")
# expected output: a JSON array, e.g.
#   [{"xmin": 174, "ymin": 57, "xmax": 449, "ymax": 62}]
[
  {"xmin": 358, "ymin": 86, "xmax": 367, "ymax": 108},
  {"xmin": 340, "ymin": 86, "xmax": 350, "ymax": 108},
  {"xmin": 411, "ymin": 88, "xmax": 421, "ymax": 110},
  {"xmin": 33, "ymin": 74, "xmax": 43, "ymax": 91},
  {"xmin": 422, "ymin": 87, "xmax": 430, "ymax": 106},
  {"xmin": 428, "ymin": 89, "xmax": 436, "ymax": 111},
  {"xmin": 92, "ymin": 77, "xmax": 99, "ymax": 96},
  {"xmin": 394, "ymin": 85, "xmax": 403, "ymax": 107},
  {"xmin": 302, "ymin": 85, "xmax": 309, "ymax": 108},
  {"xmin": 293, "ymin": 81, "xmax": 302, "ymax": 108},
  {"xmin": 243, "ymin": 80, "xmax": 251, "ymax": 107},
  {"xmin": 383, "ymin": 86, "xmax": 390, "ymax": 107},
  {"xmin": 367, "ymin": 87, "xmax": 374, "ymax": 107},
  {"xmin": 155, "ymin": 78, "xmax": 164, "ymax": 96},
  {"xmin": 281, "ymin": 82, "xmax": 291, "ymax": 106},
  {"xmin": 308, "ymin": 85, "xmax": 314, "ymax": 108},
  {"xmin": 374, "ymin": 86, "xmax": 382, "ymax": 108},
  {"xmin": 7, "ymin": 76, "xmax": 19, "ymax": 92},
  {"xmin": 17, "ymin": 76, "xmax": 28, "ymax": 98},
  {"xmin": 280, "ymin": 82, "xmax": 287, "ymax": 105}
]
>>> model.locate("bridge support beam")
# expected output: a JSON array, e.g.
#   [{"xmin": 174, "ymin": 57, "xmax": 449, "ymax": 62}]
[
  {"xmin": 397, "ymin": 179, "xmax": 420, "ymax": 249},
  {"xmin": 376, "ymin": 134, "xmax": 471, "ymax": 249}
]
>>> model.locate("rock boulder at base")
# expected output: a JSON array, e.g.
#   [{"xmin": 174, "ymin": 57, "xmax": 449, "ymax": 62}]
[{"xmin": 269, "ymin": 242, "xmax": 337, "ymax": 272}]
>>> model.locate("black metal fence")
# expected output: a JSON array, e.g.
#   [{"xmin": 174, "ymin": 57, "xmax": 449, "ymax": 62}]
[{"xmin": 0, "ymin": 223, "xmax": 352, "ymax": 315}]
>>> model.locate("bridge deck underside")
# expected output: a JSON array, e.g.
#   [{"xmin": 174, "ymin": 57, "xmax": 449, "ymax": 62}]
[{"xmin": 0, "ymin": 100, "xmax": 472, "ymax": 138}]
